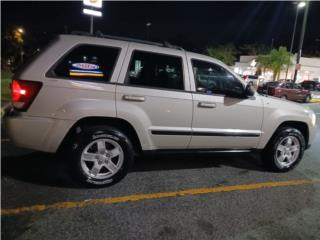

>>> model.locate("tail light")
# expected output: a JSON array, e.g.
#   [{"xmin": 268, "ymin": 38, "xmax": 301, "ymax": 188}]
[{"xmin": 11, "ymin": 79, "xmax": 42, "ymax": 111}]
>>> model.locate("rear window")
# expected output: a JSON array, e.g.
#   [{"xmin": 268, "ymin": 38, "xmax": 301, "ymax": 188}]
[{"xmin": 53, "ymin": 45, "xmax": 120, "ymax": 82}]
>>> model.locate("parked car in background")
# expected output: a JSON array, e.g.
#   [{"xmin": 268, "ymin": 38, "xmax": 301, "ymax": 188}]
[
  {"xmin": 300, "ymin": 80, "xmax": 320, "ymax": 91},
  {"xmin": 257, "ymin": 81, "xmax": 311, "ymax": 102}
]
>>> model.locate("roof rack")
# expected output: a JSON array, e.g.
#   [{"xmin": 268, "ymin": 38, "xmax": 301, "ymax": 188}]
[{"xmin": 70, "ymin": 31, "xmax": 184, "ymax": 51}]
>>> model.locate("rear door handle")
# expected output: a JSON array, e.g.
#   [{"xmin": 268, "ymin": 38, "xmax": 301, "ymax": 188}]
[
  {"xmin": 123, "ymin": 95, "xmax": 145, "ymax": 102},
  {"xmin": 198, "ymin": 102, "xmax": 216, "ymax": 108}
]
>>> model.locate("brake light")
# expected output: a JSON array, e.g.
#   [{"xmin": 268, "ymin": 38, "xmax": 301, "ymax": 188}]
[{"xmin": 11, "ymin": 79, "xmax": 42, "ymax": 111}]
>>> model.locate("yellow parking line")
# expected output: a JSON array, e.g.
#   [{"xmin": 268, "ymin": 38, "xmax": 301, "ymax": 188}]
[{"xmin": 1, "ymin": 179, "xmax": 319, "ymax": 216}]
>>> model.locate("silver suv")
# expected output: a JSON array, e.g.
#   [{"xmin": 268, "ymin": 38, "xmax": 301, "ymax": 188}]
[{"xmin": 4, "ymin": 34, "xmax": 317, "ymax": 187}]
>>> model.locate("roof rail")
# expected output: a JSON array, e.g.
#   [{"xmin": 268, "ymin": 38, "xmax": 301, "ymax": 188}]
[{"xmin": 70, "ymin": 31, "xmax": 184, "ymax": 51}]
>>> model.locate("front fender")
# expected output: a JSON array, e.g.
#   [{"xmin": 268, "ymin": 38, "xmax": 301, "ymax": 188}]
[{"xmin": 258, "ymin": 97, "xmax": 315, "ymax": 149}]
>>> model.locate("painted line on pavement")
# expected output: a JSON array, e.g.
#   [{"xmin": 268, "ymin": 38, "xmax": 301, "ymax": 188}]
[{"xmin": 1, "ymin": 179, "xmax": 319, "ymax": 216}]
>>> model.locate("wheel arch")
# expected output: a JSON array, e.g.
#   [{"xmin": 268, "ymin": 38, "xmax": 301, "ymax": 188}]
[
  {"xmin": 58, "ymin": 116, "xmax": 143, "ymax": 155},
  {"xmin": 265, "ymin": 121, "xmax": 309, "ymax": 149}
]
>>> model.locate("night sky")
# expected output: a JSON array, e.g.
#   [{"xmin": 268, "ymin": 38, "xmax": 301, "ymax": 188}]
[{"xmin": 2, "ymin": 1, "xmax": 320, "ymax": 53}]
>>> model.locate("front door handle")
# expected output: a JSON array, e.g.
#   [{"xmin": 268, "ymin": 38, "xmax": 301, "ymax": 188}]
[
  {"xmin": 198, "ymin": 102, "xmax": 216, "ymax": 108},
  {"xmin": 123, "ymin": 95, "xmax": 145, "ymax": 102}
]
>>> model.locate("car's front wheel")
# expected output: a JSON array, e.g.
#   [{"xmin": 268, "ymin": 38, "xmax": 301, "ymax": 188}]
[
  {"xmin": 262, "ymin": 127, "xmax": 305, "ymax": 172},
  {"xmin": 69, "ymin": 126, "xmax": 134, "ymax": 187}
]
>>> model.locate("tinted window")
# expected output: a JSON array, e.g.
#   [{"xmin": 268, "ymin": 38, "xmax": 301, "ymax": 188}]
[
  {"xmin": 293, "ymin": 83, "xmax": 302, "ymax": 89},
  {"xmin": 266, "ymin": 82, "xmax": 280, "ymax": 87},
  {"xmin": 126, "ymin": 51, "xmax": 184, "ymax": 90},
  {"xmin": 54, "ymin": 45, "xmax": 120, "ymax": 82},
  {"xmin": 192, "ymin": 60, "xmax": 244, "ymax": 96},
  {"xmin": 283, "ymin": 83, "xmax": 292, "ymax": 89}
]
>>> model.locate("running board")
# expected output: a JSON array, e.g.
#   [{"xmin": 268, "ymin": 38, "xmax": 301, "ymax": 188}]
[{"xmin": 143, "ymin": 149, "xmax": 255, "ymax": 155}]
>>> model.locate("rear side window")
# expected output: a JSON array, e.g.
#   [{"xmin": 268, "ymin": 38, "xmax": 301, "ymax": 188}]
[
  {"xmin": 126, "ymin": 50, "xmax": 184, "ymax": 90},
  {"xmin": 53, "ymin": 45, "xmax": 120, "ymax": 82}
]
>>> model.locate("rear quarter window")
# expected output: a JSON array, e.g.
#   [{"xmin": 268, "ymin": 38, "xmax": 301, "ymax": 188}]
[{"xmin": 52, "ymin": 45, "xmax": 120, "ymax": 82}]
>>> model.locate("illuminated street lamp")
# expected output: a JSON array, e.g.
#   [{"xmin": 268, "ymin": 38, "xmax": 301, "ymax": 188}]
[
  {"xmin": 17, "ymin": 28, "xmax": 24, "ymax": 34},
  {"xmin": 298, "ymin": 1, "xmax": 306, "ymax": 8}
]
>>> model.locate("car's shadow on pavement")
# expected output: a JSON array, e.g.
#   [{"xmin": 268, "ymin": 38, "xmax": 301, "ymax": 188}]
[
  {"xmin": 133, "ymin": 152, "xmax": 263, "ymax": 173},
  {"xmin": 2, "ymin": 145, "xmax": 265, "ymax": 188},
  {"xmin": 1, "ymin": 151, "xmax": 74, "ymax": 187}
]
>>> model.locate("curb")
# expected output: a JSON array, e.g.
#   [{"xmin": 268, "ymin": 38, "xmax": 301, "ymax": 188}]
[{"xmin": 310, "ymin": 99, "xmax": 320, "ymax": 103}]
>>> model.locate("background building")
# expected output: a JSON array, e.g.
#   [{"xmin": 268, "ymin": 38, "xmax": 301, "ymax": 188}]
[{"xmin": 233, "ymin": 55, "xmax": 320, "ymax": 83}]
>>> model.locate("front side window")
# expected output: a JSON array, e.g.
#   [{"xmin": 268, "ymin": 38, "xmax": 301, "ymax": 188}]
[
  {"xmin": 54, "ymin": 45, "xmax": 120, "ymax": 82},
  {"xmin": 126, "ymin": 50, "xmax": 184, "ymax": 90},
  {"xmin": 283, "ymin": 83, "xmax": 292, "ymax": 89},
  {"xmin": 192, "ymin": 59, "xmax": 244, "ymax": 97}
]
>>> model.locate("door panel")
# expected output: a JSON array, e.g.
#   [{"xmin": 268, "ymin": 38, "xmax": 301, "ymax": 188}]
[
  {"xmin": 116, "ymin": 44, "xmax": 193, "ymax": 150},
  {"xmin": 187, "ymin": 55, "xmax": 263, "ymax": 149},
  {"xmin": 116, "ymin": 86, "xmax": 192, "ymax": 149},
  {"xmin": 190, "ymin": 93, "xmax": 263, "ymax": 149}
]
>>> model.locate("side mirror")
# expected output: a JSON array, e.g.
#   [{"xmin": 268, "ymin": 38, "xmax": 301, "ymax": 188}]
[
  {"xmin": 245, "ymin": 84, "xmax": 255, "ymax": 97},
  {"xmin": 197, "ymin": 87, "xmax": 207, "ymax": 93}
]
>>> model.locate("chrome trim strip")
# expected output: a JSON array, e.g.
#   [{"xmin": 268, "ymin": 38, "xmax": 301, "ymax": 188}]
[{"xmin": 150, "ymin": 127, "xmax": 262, "ymax": 137}]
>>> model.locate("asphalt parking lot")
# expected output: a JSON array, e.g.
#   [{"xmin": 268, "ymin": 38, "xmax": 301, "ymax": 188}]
[{"xmin": 1, "ymin": 103, "xmax": 320, "ymax": 240}]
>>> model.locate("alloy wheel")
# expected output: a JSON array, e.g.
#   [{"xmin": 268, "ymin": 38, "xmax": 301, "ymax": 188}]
[{"xmin": 80, "ymin": 139, "xmax": 124, "ymax": 180}]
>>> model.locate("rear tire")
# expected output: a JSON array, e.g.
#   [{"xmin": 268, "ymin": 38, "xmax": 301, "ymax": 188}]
[
  {"xmin": 68, "ymin": 126, "xmax": 134, "ymax": 187},
  {"xmin": 304, "ymin": 95, "xmax": 311, "ymax": 103},
  {"xmin": 261, "ymin": 127, "xmax": 305, "ymax": 172}
]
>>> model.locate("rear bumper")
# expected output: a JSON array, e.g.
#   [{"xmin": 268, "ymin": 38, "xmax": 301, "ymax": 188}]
[{"xmin": 3, "ymin": 109, "xmax": 75, "ymax": 153}]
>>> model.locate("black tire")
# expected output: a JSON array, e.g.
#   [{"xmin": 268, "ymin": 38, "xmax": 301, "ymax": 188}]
[
  {"xmin": 261, "ymin": 127, "xmax": 305, "ymax": 172},
  {"xmin": 68, "ymin": 126, "xmax": 134, "ymax": 187},
  {"xmin": 304, "ymin": 95, "xmax": 311, "ymax": 103}
]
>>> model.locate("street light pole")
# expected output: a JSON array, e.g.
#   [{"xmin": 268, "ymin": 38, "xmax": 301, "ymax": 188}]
[
  {"xmin": 285, "ymin": 2, "xmax": 305, "ymax": 80},
  {"xmin": 83, "ymin": 0, "xmax": 102, "ymax": 35},
  {"xmin": 90, "ymin": 15, "xmax": 93, "ymax": 34},
  {"xmin": 146, "ymin": 22, "xmax": 151, "ymax": 40},
  {"xmin": 290, "ymin": 4, "xmax": 301, "ymax": 53},
  {"xmin": 293, "ymin": 1, "xmax": 309, "ymax": 82}
]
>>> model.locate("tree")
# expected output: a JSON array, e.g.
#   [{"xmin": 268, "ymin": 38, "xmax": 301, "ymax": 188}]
[
  {"xmin": 257, "ymin": 47, "xmax": 292, "ymax": 80},
  {"xmin": 2, "ymin": 28, "xmax": 24, "ymax": 67},
  {"xmin": 206, "ymin": 44, "xmax": 238, "ymax": 66}
]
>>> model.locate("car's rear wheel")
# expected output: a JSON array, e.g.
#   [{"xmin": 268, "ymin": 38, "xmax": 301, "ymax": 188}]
[
  {"xmin": 69, "ymin": 126, "xmax": 134, "ymax": 187},
  {"xmin": 262, "ymin": 127, "xmax": 305, "ymax": 172}
]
